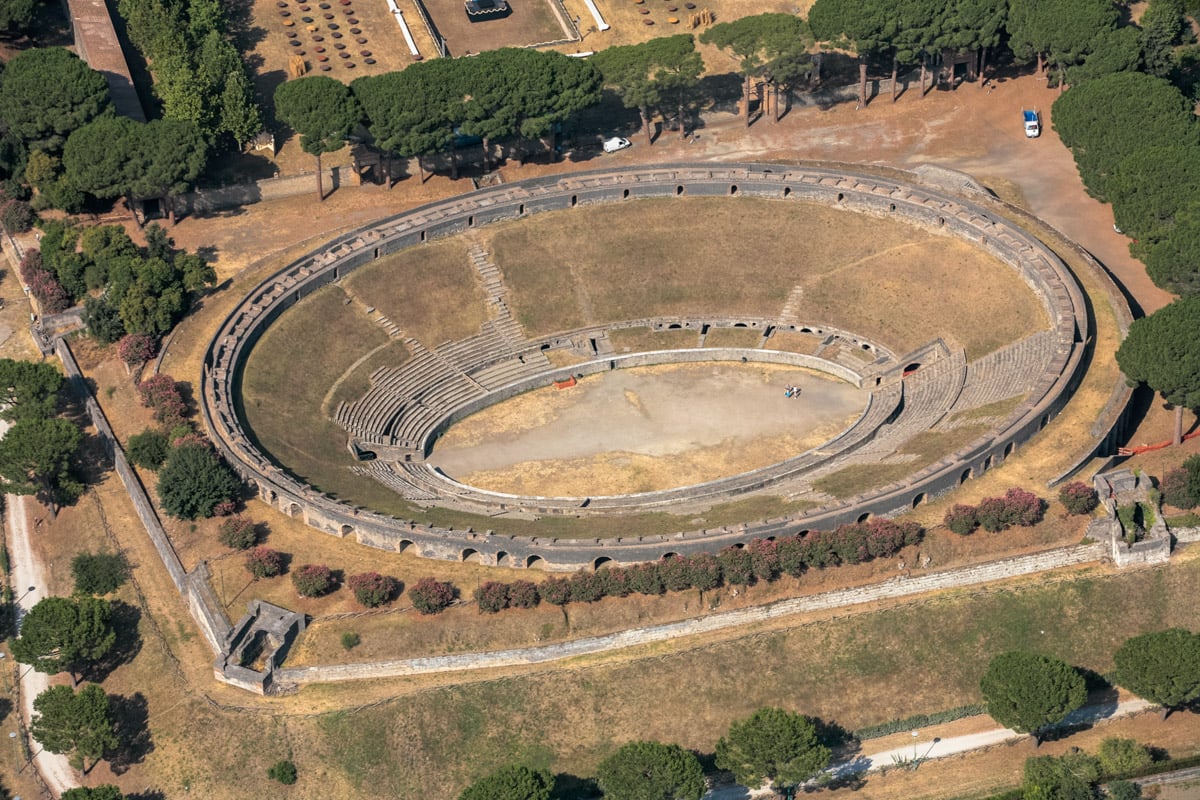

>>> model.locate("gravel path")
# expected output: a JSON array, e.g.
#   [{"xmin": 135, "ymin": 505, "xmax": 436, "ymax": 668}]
[
  {"xmin": 704, "ymin": 698, "xmax": 1154, "ymax": 799},
  {"xmin": 3, "ymin": 416, "xmax": 80, "ymax": 795}
]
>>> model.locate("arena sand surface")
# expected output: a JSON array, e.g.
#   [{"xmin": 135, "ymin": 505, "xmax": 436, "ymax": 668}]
[{"xmin": 427, "ymin": 362, "xmax": 865, "ymax": 495}]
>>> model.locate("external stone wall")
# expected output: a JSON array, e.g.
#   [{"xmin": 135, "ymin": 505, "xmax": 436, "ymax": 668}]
[{"xmin": 201, "ymin": 163, "xmax": 1109, "ymax": 570}]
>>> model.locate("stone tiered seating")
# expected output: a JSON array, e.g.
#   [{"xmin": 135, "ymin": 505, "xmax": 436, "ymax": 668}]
[
  {"xmin": 946, "ymin": 331, "xmax": 1054, "ymax": 419},
  {"xmin": 849, "ymin": 350, "xmax": 968, "ymax": 457},
  {"xmin": 351, "ymin": 464, "xmax": 438, "ymax": 500}
]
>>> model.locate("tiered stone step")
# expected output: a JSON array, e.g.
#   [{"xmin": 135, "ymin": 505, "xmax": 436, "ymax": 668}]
[
  {"xmin": 352, "ymin": 464, "xmax": 438, "ymax": 500},
  {"xmin": 943, "ymin": 331, "xmax": 1054, "ymax": 424}
]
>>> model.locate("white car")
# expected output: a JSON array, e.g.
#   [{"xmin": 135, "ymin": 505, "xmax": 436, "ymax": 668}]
[{"xmin": 602, "ymin": 136, "xmax": 632, "ymax": 153}]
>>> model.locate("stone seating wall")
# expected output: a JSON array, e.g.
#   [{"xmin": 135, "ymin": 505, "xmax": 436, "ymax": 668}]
[{"xmin": 201, "ymin": 163, "xmax": 1104, "ymax": 569}]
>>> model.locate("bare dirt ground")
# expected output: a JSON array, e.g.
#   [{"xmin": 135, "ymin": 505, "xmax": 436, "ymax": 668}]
[{"xmin": 430, "ymin": 362, "xmax": 864, "ymax": 495}]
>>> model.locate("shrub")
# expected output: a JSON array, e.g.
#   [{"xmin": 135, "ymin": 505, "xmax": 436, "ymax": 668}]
[
  {"xmin": 1097, "ymin": 737, "xmax": 1153, "ymax": 778},
  {"xmin": 507, "ymin": 580, "xmax": 539, "ymax": 609},
  {"xmin": 474, "ymin": 581, "xmax": 510, "ymax": 613},
  {"xmin": 1058, "ymin": 481, "xmax": 1099, "ymax": 515},
  {"xmin": 136, "ymin": 374, "xmax": 186, "ymax": 426},
  {"xmin": 245, "ymin": 547, "xmax": 284, "ymax": 579},
  {"xmin": 831, "ymin": 523, "xmax": 868, "ymax": 564},
  {"xmin": 1185, "ymin": 455, "xmax": 1200, "ymax": 508},
  {"xmin": 116, "ymin": 333, "xmax": 157, "ymax": 368},
  {"xmin": 865, "ymin": 519, "xmax": 922, "ymax": 558},
  {"xmin": 976, "ymin": 497, "xmax": 1010, "ymax": 532},
  {"xmin": 718, "ymin": 546, "xmax": 755, "ymax": 586},
  {"xmin": 596, "ymin": 566, "xmax": 632, "ymax": 598},
  {"xmin": 1106, "ymin": 780, "xmax": 1142, "ymax": 800},
  {"xmin": 659, "ymin": 555, "xmax": 694, "ymax": 592},
  {"xmin": 347, "ymin": 572, "xmax": 397, "ymax": 608},
  {"xmin": 687, "ymin": 552, "xmax": 722, "ymax": 591},
  {"xmin": 267, "ymin": 759, "xmax": 297, "ymax": 785},
  {"xmin": 748, "ymin": 538, "xmax": 780, "ymax": 581},
  {"xmin": 211, "ymin": 498, "xmax": 238, "ymax": 517},
  {"xmin": 218, "ymin": 517, "xmax": 257, "ymax": 550},
  {"xmin": 539, "ymin": 576, "xmax": 572, "ymax": 607},
  {"xmin": 776, "ymin": 537, "xmax": 807, "ymax": 577},
  {"xmin": 340, "ymin": 631, "xmax": 360, "ymax": 650},
  {"xmin": 408, "ymin": 577, "xmax": 455, "ymax": 614},
  {"xmin": 568, "ymin": 570, "xmax": 606, "ymax": 603},
  {"xmin": 803, "ymin": 530, "xmax": 839, "ymax": 568},
  {"xmin": 1161, "ymin": 467, "xmax": 1195, "ymax": 509},
  {"xmin": 70, "ymin": 552, "xmax": 127, "ymax": 595},
  {"xmin": 126, "ymin": 429, "xmax": 169, "ymax": 469},
  {"xmin": 0, "ymin": 199, "xmax": 35, "ymax": 234},
  {"xmin": 1002, "ymin": 487, "xmax": 1046, "ymax": 527},
  {"xmin": 292, "ymin": 564, "xmax": 334, "ymax": 597},
  {"xmin": 626, "ymin": 562, "xmax": 664, "ymax": 595}
]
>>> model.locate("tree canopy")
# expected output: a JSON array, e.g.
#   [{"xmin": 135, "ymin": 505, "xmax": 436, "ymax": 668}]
[
  {"xmin": 458, "ymin": 764, "xmax": 553, "ymax": 800},
  {"xmin": 1023, "ymin": 752, "xmax": 1101, "ymax": 800},
  {"xmin": 979, "ymin": 651, "xmax": 1087, "ymax": 740},
  {"xmin": 0, "ymin": 47, "xmax": 112, "ymax": 153},
  {"xmin": 701, "ymin": 15, "xmax": 811, "ymax": 121},
  {"xmin": 1007, "ymin": 0, "xmax": 1118, "ymax": 77},
  {"xmin": 1114, "ymin": 628, "xmax": 1200, "ymax": 713},
  {"xmin": 0, "ymin": 415, "xmax": 82, "ymax": 509},
  {"xmin": 592, "ymin": 36, "xmax": 703, "ymax": 143},
  {"xmin": 1116, "ymin": 296, "xmax": 1200, "ymax": 442},
  {"xmin": 0, "ymin": 358, "xmax": 62, "ymax": 422},
  {"xmin": 596, "ymin": 740, "xmax": 705, "ymax": 800},
  {"xmin": 31, "ymin": 683, "xmax": 118, "ymax": 773},
  {"xmin": 0, "ymin": 0, "xmax": 39, "ymax": 31},
  {"xmin": 715, "ymin": 707, "xmax": 831, "ymax": 788},
  {"xmin": 274, "ymin": 76, "xmax": 360, "ymax": 199},
  {"xmin": 11, "ymin": 596, "xmax": 116, "ymax": 684}
]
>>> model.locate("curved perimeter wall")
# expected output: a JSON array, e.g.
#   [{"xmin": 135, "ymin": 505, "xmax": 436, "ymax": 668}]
[{"xmin": 203, "ymin": 163, "xmax": 1092, "ymax": 570}]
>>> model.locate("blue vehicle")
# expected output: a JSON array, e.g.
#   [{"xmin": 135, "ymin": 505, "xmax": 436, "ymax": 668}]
[{"xmin": 1023, "ymin": 109, "xmax": 1040, "ymax": 138}]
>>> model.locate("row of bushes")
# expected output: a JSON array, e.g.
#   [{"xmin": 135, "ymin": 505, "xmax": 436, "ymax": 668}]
[
  {"xmin": 472, "ymin": 519, "xmax": 923, "ymax": 614},
  {"xmin": 241, "ymin": 550, "xmax": 403, "ymax": 607},
  {"xmin": 944, "ymin": 488, "xmax": 1049, "ymax": 535},
  {"xmin": 19, "ymin": 249, "xmax": 70, "ymax": 314}
]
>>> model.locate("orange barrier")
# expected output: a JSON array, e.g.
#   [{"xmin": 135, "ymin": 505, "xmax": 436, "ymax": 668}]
[
  {"xmin": 553, "ymin": 376, "xmax": 577, "ymax": 390},
  {"xmin": 1117, "ymin": 429, "xmax": 1200, "ymax": 456}
]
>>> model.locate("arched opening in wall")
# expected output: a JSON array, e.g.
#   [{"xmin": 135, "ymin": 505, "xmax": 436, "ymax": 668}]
[
  {"xmin": 912, "ymin": 493, "xmax": 926, "ymax": 509},
  {"xmin": 526, "ymin": 554, "xmax": 545, "ymax": 569},
  {"xmin": 836, "ymin": 192, "xmax": 844, "ymax": 203},
  {"xmin": 937, "ymin": 217, "xmax": 945, "ymax": 226},
  {"xmin": 889, "ymin": 203, "xmax": 896, "ymax": 212},
  {"xmin": 540, "ymin": 343, "xmax": 550, "ymax": 351},
  {"xmin": 340, "ymin": 524, "xmax": 354, "ymax": 537},
  {"xmin": 875, "ymin": 377, "xmax": 882, "ymax": 386},
  {"xmin": 730, "ymin": 185, "xmax": 739, "ymax": 196},
  {"xmin": 676, "ymin": 185, "xmax": 685, "ymax": 196},
  {"xmin": 983, "ymin": 454, "xmax": 994, "ymax": 471},
  {"xmin": 518, "ymin": 203, "xmax": 525, "ymax": 215},
  {"xmin": 800, "ymin": 327, "xmax": 812, "ymax": 333},
  {"xmin": 903, "ymin": 362, "xmax": 921, "ymax": 376},
  {"xmin": 1003, "ymin": 442, "xmax": 1015, "ymax": 459},
  {"xmin": 662, "ymin": 551, "xmax": 679, "ymax": 560},
  {"xmin": 462, "ymin": 548, "xmax": 483, "ymax": 563},
  {"xmin": 861, "ymin": 343, "xmax": 872, "ymax": 351},
  {"xmin": 398, "ymin": 539, "xmax": 413, "ymax": 553},
  {"xmin": 571, "ymin": 195, "xmax": 578, "ymax": 207},
  {"xmin": 1040, "ymin": 414, "xmax": 1050, "ymax": 430},
  {"xmin": 959, "ymin": 468, "xmax": 972, "ymax": 485},
  {"xmin": 734, "ymin": 322, "xmax": 748, "ymax": 328},
  {"xmin": 420, "ymin": 230, "xmax": 427, "ymax": 242},
  {"xmin": 493, "ymin": 551, "xmax": 509, "ymax": 567},
  {"xmin": 857, "ymin": 512, "xmax": 871, "ymax": 523},
  {"xmin": 287, "ymin": 503, "xmax": 301, "ymax": 518},
  {"xmin": 373, "ymin": 247, "xmax": 380, "ymax": 259},
  {"xmin": 732, "ymin": 542, "xmax": 745, "ymax": 549},
  {"xmin": 668, "ymin": 323, "xmax": 682, "ymax": 329},
  {"xmin": 467, "ymin": 215, "xmax": 474, "ymax": 227},
  {"xmin": 622, "ymin": 189, "xmax": 630, "ymax": 199},
  {"xmin": 783, "ymin": 187, "xmax": 792, "ymax": 198},
  {"xmin": 764, "ymin": 535, "xmax": 776, "ymax": 542},
  {"xmin": 594, "ymin": 556, "xmax": 613, "ymax": 571}
]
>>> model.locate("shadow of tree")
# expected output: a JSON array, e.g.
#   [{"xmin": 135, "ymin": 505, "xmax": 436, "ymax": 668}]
[
  {"xmin": 551, "ymin": 772, "xmax": 600, "ymax": 799},
  {"xmin": 106, "ymin": 691, "xmax": 154, "ymax": 775},
  {"xmin": 85, "ymin": 600, "xmax": 142, "ymax": 684}
]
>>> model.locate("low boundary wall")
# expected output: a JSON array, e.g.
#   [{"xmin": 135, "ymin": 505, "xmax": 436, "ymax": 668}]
[{"xmin": 201, "ymin": 162, "xmax": 1108, "ymax": 570}]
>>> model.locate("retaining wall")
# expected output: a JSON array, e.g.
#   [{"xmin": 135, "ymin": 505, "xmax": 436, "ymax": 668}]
[{"xmin": 201, "ymin": 163, "xmax": 1110, "ymax": 570}]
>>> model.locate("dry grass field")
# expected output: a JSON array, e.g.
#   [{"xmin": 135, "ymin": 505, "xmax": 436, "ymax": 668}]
[{"xmin": 487, "ymin": 198, "xmax": 1046, "ymax": 358}]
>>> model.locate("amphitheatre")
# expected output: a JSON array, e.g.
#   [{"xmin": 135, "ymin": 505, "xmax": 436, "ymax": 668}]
[{"xmin": 204, "ymin": 161, "xmax": 1115, "ymax": 571}]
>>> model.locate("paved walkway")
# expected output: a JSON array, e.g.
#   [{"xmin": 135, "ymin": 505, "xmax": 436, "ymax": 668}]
[{"xmin": 704, "ymin": 699, "xmax": 1154, "ymax": 799}]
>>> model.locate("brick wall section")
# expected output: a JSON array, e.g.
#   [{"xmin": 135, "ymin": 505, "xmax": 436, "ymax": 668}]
[
  {"xmin": 200, "ymin": 162, "xmax": 1125, "ymax": 570},
  {"xmin": 66, "ymin": 0, "xmax": 145, "ymax": 122},
  {"xmin": 277, "ymin": 543, "xmax": 1106, "ymax": 684}
]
